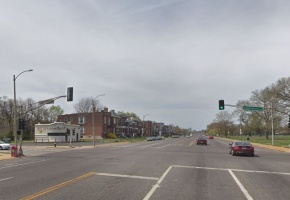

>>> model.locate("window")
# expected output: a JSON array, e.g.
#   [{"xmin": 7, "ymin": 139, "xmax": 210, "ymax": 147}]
[
  {"xmin": 70, "ymin": 117, "xmax": 73, "ymax": 122},
  {"xmin": 80, "ymin": 126, "xmax": 85, "ymax": 134},
  {"xmin": 78, "ymin": 116, "xmax": 86, "ymax": 124},
  {"xmin": 108, "ymin": 117, "xmax": 111, "ymax": 126},
  {"xmin": 64, "ymin": 117, "xmax": 68, "ymax": 123},
  {"xmin": 104, "ymin": 116, "xmax": 106, "ymax": 124}
]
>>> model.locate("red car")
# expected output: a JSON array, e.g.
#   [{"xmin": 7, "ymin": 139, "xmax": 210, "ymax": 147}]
[
  {"xmin": 229, "ymin": 141, "xmax": 254, "ymax": 156},
  {"xmin": 196, "ymin": 137, "xmax": 207, "ymax": 145},
  {"xmin": 208, "ymin": 136, "xmax": 214, "ymax": 139}
]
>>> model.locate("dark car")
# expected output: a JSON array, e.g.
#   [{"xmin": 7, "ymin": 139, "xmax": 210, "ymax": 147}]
[
  {"xmin": 208, "ymin": 136, "xmax": 214, "ymax": 139},
  {"xmin": 196, "ymin": 137, "xmax": 207, "ymax": 145},
  {"xmin": 229, "ymin": 141, "xmax": 254, "ymax": 156}
]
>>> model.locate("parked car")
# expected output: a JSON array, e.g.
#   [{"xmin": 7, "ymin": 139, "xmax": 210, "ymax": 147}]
[
  {"xmin": 2, "ymin": 138, "xmax": 11, "ymax": 143},
  {"xmin": 0, "ymin": 140, "xmax": 11, "ymax": 150},
  {"xmin": 229, "ymin": 141, "xmax": 254, "ymax": 156},
  {"xmin": 147, "ymin": 137, "xmax": 155, "ymax": 141},
  {"xmin": 155, "ymin": 136, "xmax": 162, "ymax": 140},
  {"xmin": 208, "ymin": 136, "xmax": 214, "ymax": 139},
  {"xmin": 196, "ymin": 136, "xmax": 207, "ymax": 145}
]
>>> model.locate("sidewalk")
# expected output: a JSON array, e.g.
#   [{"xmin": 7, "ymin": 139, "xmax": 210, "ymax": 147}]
[
  {"xmin": 0, "ymin": 152, "xmax": 13, "ymax": 160},
  {"xmin": 251, "ymin": 142, "xmax": 290, "ymax": 153}
]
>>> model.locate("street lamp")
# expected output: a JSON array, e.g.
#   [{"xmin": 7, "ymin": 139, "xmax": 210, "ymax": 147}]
[
  {"xmin": 142, "ymin": 114, "xmax": 150, "ymax": 137},
  {"xmin": 92, "ymin": 94, "xmax": 105, "ymax": 147},
  {"xmin": 13, "ymin": 69, "xmax": 33, "ymax": 155}
]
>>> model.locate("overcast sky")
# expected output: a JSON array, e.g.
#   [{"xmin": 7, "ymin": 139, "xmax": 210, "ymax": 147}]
[{"xmin": 1, "ymin": 0, "xmax": 290, "ymax": 130}]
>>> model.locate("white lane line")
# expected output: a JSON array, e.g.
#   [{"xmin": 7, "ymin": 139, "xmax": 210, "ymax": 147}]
[
  {"xmin": 215, "ymin": 139, "xmax": 230, "ymax": 145},
  {"xmin": 0, "ymin": 160, "xmax": 46, "ymax": 170},
  {"xmin": 173, "ymin": 165, "xmax": 290, "ymax": 176},
  {"xmin": 143, "ymin": 165, "xmax": 173, "ymax": 200},
  {"xmin": 151, "ymin": 144, "xmax": 171, "ymax": 148},
  {"xmin": 95, "ymin": 173, "xmax": 159, "ymax": 180},
  {"xmin": 114, "ymin": 143, "xmax": 143, "ymax": 148},
  {"xmin": 0, "ymin": 177, "xmax": 13, "ymax": 182},
  {"xmin": 140, "ymin": 142, "xmax": 164, "ymax": 148},
  {"xmin": 229, "ymin": 170, "xmax": 253, "ymax": 200}
]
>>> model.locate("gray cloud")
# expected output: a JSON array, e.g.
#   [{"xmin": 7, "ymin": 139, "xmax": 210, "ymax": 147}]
[{"xmin": 1, "ymin": 0, "xmax": 290, "ymax": 130}]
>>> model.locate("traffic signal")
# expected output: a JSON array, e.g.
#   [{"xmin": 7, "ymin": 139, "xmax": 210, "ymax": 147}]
[
  {"xmin": 67, "ymin": 87, "xmax": 73, "ymax": 102},
  {"xmin": 288, "ymin": 115, "xmax": 290, "ymax": 128},
  {"xmin": 18, "ymin": 118, "xmax": 26, "ymax": 130},
  {"xmin": 66, "ymin": 129, "xmax": 70, "ymax": 136},
  {"xmin": 219, "ymin": 100, "xmax": 225, "ymax": 110}
]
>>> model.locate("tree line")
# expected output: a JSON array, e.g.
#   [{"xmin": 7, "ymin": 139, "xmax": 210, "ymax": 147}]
[
  {"xmin": 0, "ymin": 96, "xmax": 64, "ymax": 140},
  {"xmin": 0, "ymin": 95, "xmax": 194, "ymax": 141},
  {"xmin": 207, "ymin": 77, "xmax": 290, "ymax": 139}
]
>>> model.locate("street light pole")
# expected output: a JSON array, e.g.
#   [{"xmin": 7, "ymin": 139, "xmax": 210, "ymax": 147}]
[
  {"xmin": 142, "ymin": 114, "xmax": 150, "ymax": 137},
  {"xmin": 13, "ymin": 69, "xmax": 33, "ymax": 156},
  {"xmin": 92, "ymin": 94, "xmax": 105, "ymax": 147},
  {"xmin": 271, "ymin": 102, "xmax": 274, "ymax": 145}
]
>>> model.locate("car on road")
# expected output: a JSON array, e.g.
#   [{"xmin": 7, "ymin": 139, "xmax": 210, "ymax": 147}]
[
  {"xmin": 196, "ymin": 136, "xmax": 207, "ymax": 145},
  {"xmin": 229, "ymin": 141, "xmax": 254, "ymax": 156},
  {"xmin": 0, "ymin": 140, "xmax": 11, "ymax": 150},
  {"xmin": 208, "ymin": 136, "xmax": 214, "ymax": 139}
]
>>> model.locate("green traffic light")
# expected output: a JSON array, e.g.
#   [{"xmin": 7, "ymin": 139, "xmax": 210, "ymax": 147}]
[{"xmin": 219, "ymin": 100, "xmax": 225, "ymax": 110}]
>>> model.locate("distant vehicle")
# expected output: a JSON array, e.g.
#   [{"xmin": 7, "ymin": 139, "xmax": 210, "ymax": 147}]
[
  {"xmin": 0, "ymin": 140, "xmax": 11, "ymax": 150},
  {"xmin": 155, "ymin": 136, "xmax": 162, "ymax": 140},
  {"xmin": 2, "ymin": 138, "xmax": 11, "ymax": 143},
  {"xmin": 186, "ymin": 135, "xmax": 191, "ymax": 138},
  {"xmin": 196, "ymin": 137, "xmax": 207, "ymax": 145},
  {"xmin": 147, "ymin": 137, "xmax": 155, "ymax": 141},
  {"xmin": 229, "ymin": 141, "xmax": 254, "ymax": 156},
  {"xmin": 208, "ymin": 136, "xmax": 214, "ymax": 139},
  {"xmin": 171, "ymin": 135, "xmax": 180, "ymax": 138}
]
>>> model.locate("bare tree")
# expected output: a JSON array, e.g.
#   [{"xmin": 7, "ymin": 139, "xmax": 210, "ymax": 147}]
[
  {"xmin": 250, "ymin": 87, "xmax": 281, "ymax": 139},
  {"xmin": 214, "ymin": 111, "xmax": 234, "ymax": 137},
  {"xmin": 0, "ymin": 96, "xmax": 66, "ymax": 139},
  {"xmin": 73, "ymin": 97, "xmax": 103, "ymax": 113}
]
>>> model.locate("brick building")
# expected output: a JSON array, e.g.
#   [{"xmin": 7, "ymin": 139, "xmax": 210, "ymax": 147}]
[{"xmin": 57, "ymin": 107, "xmax": 152, "ymax": 139}]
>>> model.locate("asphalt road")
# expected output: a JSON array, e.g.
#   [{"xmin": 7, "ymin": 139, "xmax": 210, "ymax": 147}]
[{"xmin": 1, "ymin": 136, "xmax": 290, "ymax": 200}]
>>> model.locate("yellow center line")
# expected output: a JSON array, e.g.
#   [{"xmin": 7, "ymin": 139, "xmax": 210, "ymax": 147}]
[{"xmin": 21, "ymin": 172, "xmax": 96, "ymax": 200}]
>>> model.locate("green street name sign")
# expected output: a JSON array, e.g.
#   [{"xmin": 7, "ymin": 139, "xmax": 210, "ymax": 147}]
[{"xmin": 243, "ymin": 106, "xmax": 264, "ymax": 112}]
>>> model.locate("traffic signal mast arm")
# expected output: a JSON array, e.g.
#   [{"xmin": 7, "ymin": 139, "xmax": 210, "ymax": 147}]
[
  {"xmin": 225, "ymin": 104, "xmax": 238, "ymax": 107},
  {"xmin": 21, "ymin": 95, "xmax": 67, "ymax": 118}
]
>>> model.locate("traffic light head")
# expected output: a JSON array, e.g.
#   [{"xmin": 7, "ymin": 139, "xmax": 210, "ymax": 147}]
[
  {"xmin": 219, "ymin": 100, "xmax": 225, "ymax": 110},
  {"xmin": 66, "ymin": 129, "xmax": 70, "ymax": 136},
  {"xmin": 67, "ymin": 87, "xmax": 73, "ymax": 102},
  {"xmin": 18, "ymin": 118, "xmax": 26, "ymax": 130}
]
